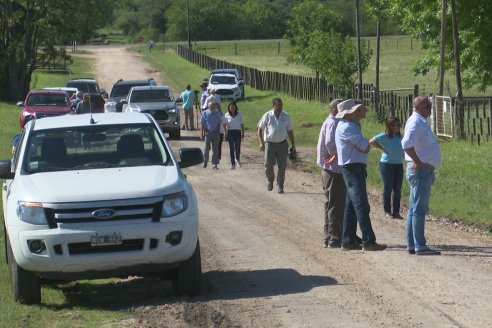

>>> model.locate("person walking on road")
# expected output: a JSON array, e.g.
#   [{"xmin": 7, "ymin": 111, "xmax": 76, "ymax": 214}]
[
  {"xmin": 317, "ymin": 99, "xmax": 345, "ymax": 248},
  {"xmin": 257, "ymin": 98, "xmax": 295, "ymax": 194},
  {"xmin": 369, "ymin": 116, "xmax": 405, "ymax": 220},
  {"xmin": 200, "ymin": 100, "xmax": 222, "ymax": 170},
  {"xmin": 401, "ymin": 96, "xmax": 441, "ymax": 255},
  {"xmin": 335, "ymin": 99, "xmax": 386, "ymax": 251},
  {"xmin": 224, "ymin": 101, "xmax": 244, "ymax": 170},
  {"xmin": 180, "ymin": 84, "xmax": 197, "ymax": 130},
  {"xmin": 75, "ymin": 93, "xmax": 93, "ymax": 114}
]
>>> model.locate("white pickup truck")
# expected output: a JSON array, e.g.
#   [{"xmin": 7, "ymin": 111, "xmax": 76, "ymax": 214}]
[{"xmin": 1, "ymin": 112, "xmax": 203, "ymax": 304}]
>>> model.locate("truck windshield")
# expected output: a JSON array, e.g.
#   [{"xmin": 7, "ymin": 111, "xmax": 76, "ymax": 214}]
[{"xmin": 23, "ymin": 124, "xmax": 171, "ymax": 173}]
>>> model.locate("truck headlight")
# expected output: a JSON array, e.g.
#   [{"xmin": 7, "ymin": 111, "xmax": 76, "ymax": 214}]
[
  {"xmin": 161, "ymin": 192, "xmax": 188, "ymax": 218},
  {"xmin": 105, "ymin": 102, "xmax": 116, "ymax": 112},
  {"xmin": 16, "ymin": 201, "xmax": 48, "ymax": 225}
]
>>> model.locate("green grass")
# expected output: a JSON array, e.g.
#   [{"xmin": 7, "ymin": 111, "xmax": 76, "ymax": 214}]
[
  {"xmin": 141, "ymin": 47, "xmax": 492, "ymax": 229},
  {"xmin": 0, "ymin": 55, "xmax": 133, "ymax": 327},
  {"xmin": 195, "ymin": 37, "xmax": 492, "ymax": 97}
]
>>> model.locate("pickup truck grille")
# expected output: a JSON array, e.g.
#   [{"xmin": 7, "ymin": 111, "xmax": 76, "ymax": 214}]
[
  {"xmin": 215, "ymin": 89, "xmax": 234, "ymax": 96},
  {"xmin": 142, "ymin": 109, "xmax": 169, "ymax": 121},
  {"xmin": 43, "ymin": 196, "xmax": 163, "ymax": 228}
]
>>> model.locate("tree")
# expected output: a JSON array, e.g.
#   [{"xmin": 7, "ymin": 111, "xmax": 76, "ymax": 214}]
[
  {"xmin": 390, "ymin": 0, "xmax": 492, "ymax": 92},
  {"xmin": 304, "ymin": 31, "xmax": 372, "ymax": 97},
  {"xmin": 0, "ymin": 0, "xmax": 113, "ymax": 101},
  {"xmin": 285, "ymin": 1, "xmax": 343, "ymax": 65}
]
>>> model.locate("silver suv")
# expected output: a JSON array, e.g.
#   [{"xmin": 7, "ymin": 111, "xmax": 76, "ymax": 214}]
[{"xmin": 122, "ymin": 86, "xmax": 181, "ymax": 139}]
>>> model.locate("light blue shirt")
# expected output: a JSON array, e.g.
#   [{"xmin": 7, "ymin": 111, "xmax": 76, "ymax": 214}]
[
  {"xmin": 335, "ymin": 119, "xmax": 370, "ymax": 165},
  {"xmin": 373, "ymin": 132, "xmax": 404, "ymax": 164},
  {"xmin": 180, "ymin": 89, "xmax": 195, "ymax": 110},
  {"xmin": 401, "ymin": 112, "xmax": 441, "ymax": 168},
  {"xmin": 200, "ymin": 109, "xmax": 221, "ymax": 133}
]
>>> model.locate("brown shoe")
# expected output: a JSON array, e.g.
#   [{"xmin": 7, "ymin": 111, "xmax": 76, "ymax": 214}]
[
  {"xmin": 341, "ymin": 243, "xmax": 362, "ymax": 251},
  {"xmin": 363, "ymin": 243, "xmax": 387, "ymax": 251}
]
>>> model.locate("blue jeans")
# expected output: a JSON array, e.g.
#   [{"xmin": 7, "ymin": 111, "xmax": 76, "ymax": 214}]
[
  {"xmin": 405, "ymin": 163, "xmax": 435, "ymax": 251},
  {"xmin": 379, "ymin": 162, "xmax": 403, "ymax": 216},
  {"xmin": 227, "ymin": 129, "xmax": 241, "ymax": 164},
  {"xmin": 341, "ymin": 164, "xmax": 376, "ymax": 246}
]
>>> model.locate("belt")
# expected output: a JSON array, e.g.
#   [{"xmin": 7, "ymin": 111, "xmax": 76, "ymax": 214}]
[
  {"xmin": 267, "ymin": 140, "xmax": 287, "ymax": 144},
  {"xmin": 343, "ymin": 163, "xmax": 367, "ymax": 168},
  {"xmin": 408, "ymin": 161, "xmax": 435, "ymax": 170}
]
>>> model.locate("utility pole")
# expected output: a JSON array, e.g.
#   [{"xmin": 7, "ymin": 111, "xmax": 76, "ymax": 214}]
[
  {"xmin": 439, "ymin": 0, "xmax": 447, "ymax": 96},
  {"xmin": 355, "ymin": 0, "xmax": 363, "ymax": 100},
  {"xmin": 186, "ymin": 0, "xmax": 191, "ymax": 50}
]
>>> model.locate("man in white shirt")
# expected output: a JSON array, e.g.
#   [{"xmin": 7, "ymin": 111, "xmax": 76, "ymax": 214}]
[
  {"xmin": 257, "ymin": 98, "xmax": 295, "ymax": 194},
  {"xmin": 401, "ymin": 96, "xmax": 442, "ymax": 255}
]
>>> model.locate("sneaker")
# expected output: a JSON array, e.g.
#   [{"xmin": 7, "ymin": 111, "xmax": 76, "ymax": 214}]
[
  {"xmin": 327, "ymin": 242, "xmax": 341, "ymax": 249},
  {"xmin": 363, "ymin": 243, "xmax": 387, "ymax": 251},
  {"xmin": 341, "ymin": 243, "xmax": 362, "ymax": 251},
  {"xmin": 231, "ymin": 165, "xmax": 235, "ymax": 170},
  {"xmin": 415, "ymin": 248, "xmax": 441, "ymax": 256},
  {"xmin": 212, "ymin": 165, "xmax": 218, "ymax": 170},
  {"xmin": 267, "ymin": 181, "xmax": 273, "ymax": 191},
  {"xmin": 408, "ymin": 249, "xmax": 416, "ymax": 255},
  {"xmin": 203, "ymin": 162, "xmax": 207, "ymax": 168},
  {"xmin": 235, "ymin": 159, "xmax": 241, "ymax": 168},
  {"xmin": 392, "ymin": 214, "xmax": 404, "ymax": 220},
  {"xmin": 385, "ymin": 212, "xmax": 392, "ymax": 219}
]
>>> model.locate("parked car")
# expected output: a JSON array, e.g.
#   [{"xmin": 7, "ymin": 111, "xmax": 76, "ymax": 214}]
[
  {"xmin": 43, "ymin": 87, "xmax": 79, "ymax": 100},
  {"xmin": 208, "ymin": 73, "xmax": 243, "ymax": 101},
  {"xmin": 66, "ymin": 78, "xmax": 106, "ymax": 97},
  {"xmin": 17, "ymin": 89, "xmax": 72, "ymax": 128},
  {"xmin": 207, "ymin": 68, "xmax": 245, "ymax": 99},
  {"xmin": 1, "ymin": 112, "xmax": 203, "ymax": 304},
  {"xmin": 105, "ymin": 78, "xmax": 157, "ymax": 113},
  {"xmin": 122, "ymin": 86, "xmax": 181, "ymax": 139}
]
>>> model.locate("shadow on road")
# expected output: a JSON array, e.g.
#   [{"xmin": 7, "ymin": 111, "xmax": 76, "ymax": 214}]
[
  {"xmin": 41, "ymin": 268, "xmax": 336, "ymax": 310},
  {"xmin": 202, "ymin": 268, "xmax": 337, "ymax": 300}
]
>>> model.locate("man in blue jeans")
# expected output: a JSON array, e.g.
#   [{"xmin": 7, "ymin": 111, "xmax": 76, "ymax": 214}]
[
  {"xmin": 335, "ymin": 99, "xmax": 386, "ymax": 251},
  {"xmin": 401, "ymin": 96, "xmax": 441, "ymax": 255}
]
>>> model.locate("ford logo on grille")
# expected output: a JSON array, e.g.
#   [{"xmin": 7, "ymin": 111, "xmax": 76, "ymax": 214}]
[
  {"xmin": 150, "ymin": 110, "xmax": 156, "ymax": 115},
  {"xmin": 92, "ymin": 209, "xmax": 116, "ymax": 219}
]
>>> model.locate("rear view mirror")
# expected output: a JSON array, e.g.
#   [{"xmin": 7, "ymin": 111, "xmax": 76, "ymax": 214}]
[
  {"xmin": 17, "ymin": 101, "xmax": 23, "ymax": 107},
  {"xmin": 178, "ymin": 148, "xmax": 203, "ymax": 168},
  {"xmin": 0, "ymin": 160, "xmax": 14, "ymax": 179}
]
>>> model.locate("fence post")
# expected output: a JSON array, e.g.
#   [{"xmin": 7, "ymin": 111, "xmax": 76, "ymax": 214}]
[
  {"xmin": 277, "ymin": 42, "xmax": 280, "ymax": 54},
  {"xmin": 413, "ymin": 84, "xmax": 419, "ymax": 98},
  {"xmin": 235, "ymin": 43, "xmax": 238, "ymax": 55}
]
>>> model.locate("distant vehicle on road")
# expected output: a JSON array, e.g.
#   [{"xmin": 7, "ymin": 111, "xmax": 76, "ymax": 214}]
[
  {"xmin": 66, "ymin": 78, "xmax": 106, "ymax": 97},
  {"xmin": 17, "ymin": 89, "xmax": 71, "ymax": 127},
  {"xmin": 207, "ymin": 68, "xmax": 245, "ymax": 100},
  {"xmin": 105, "ymin": 78, "xmax": 157, "ymax": 112},
  {"xmin": 122, "ymin": 85, "xmax": 181, "ymax": 139},
  {"xmin": 208, "ymin": 73, "xmax": 243, "ymax": 101}
]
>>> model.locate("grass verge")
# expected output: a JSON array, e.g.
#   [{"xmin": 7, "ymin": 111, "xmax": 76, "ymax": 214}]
[{"xmin": 141, "ymin": 47, "xmax": 492, "ymax": 230}]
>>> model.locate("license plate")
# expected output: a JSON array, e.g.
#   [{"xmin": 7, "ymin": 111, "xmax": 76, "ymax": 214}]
[{"xmin": 90, "ymin": 233, "xmax": 122, "ymax": 247}]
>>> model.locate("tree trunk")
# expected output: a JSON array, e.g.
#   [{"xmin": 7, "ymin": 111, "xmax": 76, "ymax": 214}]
[
  {"xmin": 450, "ymin": 0, "xmax": 465, "ymax": 138},
  {"xmin": 355, "ymin": 0, "xmax": 363, "ymax": 100},
  {"xmin": 375, "ymin": 19, "xmax": 381, "ymax": 116},
  {"xmin": 439, "ymin": 0, "xmax": 447, "ymax": 96}
]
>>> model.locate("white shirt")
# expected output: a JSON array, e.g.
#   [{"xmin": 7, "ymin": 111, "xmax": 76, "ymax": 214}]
[
  {"xmin": 401, "ymin": 112, "xmax": 441, "ymax": 169},
  {"xmin": 225, "ymin": 112, "xmax": 243, "ymax": 130},
  {"xmin": 257, "ymin": 109, "xmax": 293, "ymax": 143},
  {"xmin": 203, "ymin": 94, "xmax": 222, "ymax": 110}
]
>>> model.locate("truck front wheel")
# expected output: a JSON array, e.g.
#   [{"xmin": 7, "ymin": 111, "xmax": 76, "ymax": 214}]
[
  {"xmin": 6, "ymin": 235, "xmax": 41, "ymax": 304},
  {"xmin": 172, "ymin": 240, "xmax": 202, "ymax": 296}
]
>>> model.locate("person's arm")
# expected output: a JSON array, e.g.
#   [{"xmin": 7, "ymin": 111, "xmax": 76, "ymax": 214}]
[
  {"xmin": 369, "ymin": 138, "xmax": 386, "ymax": 153},
  {"xmin": 287, "ymin": 129, "xmax": 295, "ymax": 149},
  {"xmin": 347, "ymin": 125, "xmax": 370, "ymax": 153},
  {"xmin": 241, "ymin": 123, "xmax": 245, "ymax": 139},
  {"xmin": 404, "ymin": 147, "xmax": 423, "ymax": 170},
  {"xmin": 258, "ymin": 127, "xmax": 265, "ymax": 151},
  {"xmin": 200, "ymin": 124, "xmax": 205, "ymax": 141}
]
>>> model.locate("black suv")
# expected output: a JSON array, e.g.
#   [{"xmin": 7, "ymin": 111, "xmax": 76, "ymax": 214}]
[
  {"xmin": 66, "ymin": 78, "xmax": 105, "ymax": 96},
  {"xmin": 209, "ymin": 69, "xmax": 245, "ymax": 99},
  {"xmin": 105, "ymin": 78, "xmax": 157, "ymax": 112}
]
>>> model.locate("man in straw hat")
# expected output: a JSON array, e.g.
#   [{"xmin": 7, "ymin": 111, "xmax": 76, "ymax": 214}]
[{"xmin": 335, "ymin": 99, "xmax": 386, "ymax": 251}]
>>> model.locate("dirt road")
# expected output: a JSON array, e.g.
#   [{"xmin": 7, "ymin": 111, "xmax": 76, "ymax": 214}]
[{"xmin": 86, "ymin": 46, "xmax": 491, "ymax": 328}]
